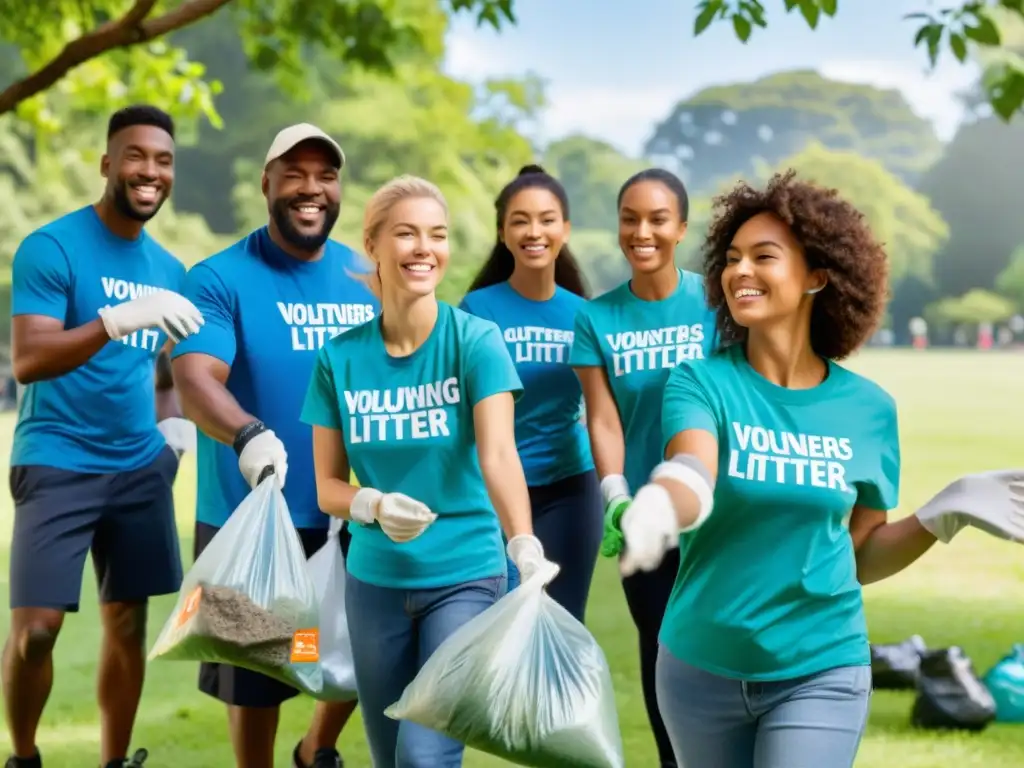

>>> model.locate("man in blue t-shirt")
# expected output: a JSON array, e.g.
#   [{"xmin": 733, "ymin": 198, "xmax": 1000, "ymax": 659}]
[
  {"xmin": 3, "ymin": 106, "xmax": 204, "ymax": 768},
  {"xmin": 171, "ymin": 124, "xmax": 378, "ymax": 768}
]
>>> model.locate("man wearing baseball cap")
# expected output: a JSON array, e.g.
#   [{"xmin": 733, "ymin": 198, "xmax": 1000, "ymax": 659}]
[{"xmin": 171, "ymin": 124, "xmax": 377, "ymax": 768}]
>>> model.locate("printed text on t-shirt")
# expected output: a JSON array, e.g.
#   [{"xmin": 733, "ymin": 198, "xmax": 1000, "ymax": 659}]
[
  {"xmin": 278, "ymin": 301, "xmax": 376, "ymax": 350},
  {"xmin": 606, "ymin": 324, "xmax": 705, "ymax": 376},
  {"xmin": 504, "ymin": 326, "xmax": 573, "ymax": 364},
  {"xmin": 727, "ymin": 422, "xmax": 852, "ymax": 491},
  {"xmin": 344, "ymin": 378, "xmax": 460, "ymax": 443}
]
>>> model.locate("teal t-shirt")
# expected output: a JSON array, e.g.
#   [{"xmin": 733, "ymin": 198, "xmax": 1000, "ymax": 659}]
[
  {"xmin": 659, "ymin": 344, "xmax": 901, "ymax": 681},
  {"xmin": 459, "ymin": 282, "xmax": 592, "ymax": 487},
  {"xmin": 568, "ymin": 269, "xmax": 716, "ymax": 493},
  {"xmin": 300, "ymin": 302, "xmax": 523, "ymax": 589}
]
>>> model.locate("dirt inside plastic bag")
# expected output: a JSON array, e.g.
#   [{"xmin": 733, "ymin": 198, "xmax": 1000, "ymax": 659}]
[{"xmin": 169, "ymin": 583, "xmax": 305, "ymax": 672}]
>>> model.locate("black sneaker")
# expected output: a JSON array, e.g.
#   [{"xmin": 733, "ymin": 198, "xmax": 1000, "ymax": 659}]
[
  {"xmin": 4, "ymin": 750, "xmax": 41, "ymax": 768},
  {"xmin": 103, "ymin": 749, "xmax": 148, "ymax": 768},
  {"xmin": 292, "ymin": 742, "xmax": 343, "ymax": 768}
]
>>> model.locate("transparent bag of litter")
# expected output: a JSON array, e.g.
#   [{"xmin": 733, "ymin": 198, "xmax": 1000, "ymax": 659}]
[
  {"xmin": 306, "ymin": 516, "xmax": 357, "ymax": 701},
  {"xmin": 149, "ymin": 476, "xmax": 323, "ymax": 696},
  {"xmin": 385, "ymin": 562, "xmax": 624, "ymax": 768}
]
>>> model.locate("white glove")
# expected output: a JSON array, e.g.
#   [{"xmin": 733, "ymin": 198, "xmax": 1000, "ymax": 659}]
[
  {"xmin": 157, "ymin": 416, "xmax": 196, "ymax": 457},
  {"xmin": 620, "ymin": 483, "xmax": 681, "ymax": 576},
  {"xmin": 237, "ymin": 430, "xmax": 288, "ymax": 489},
  {"xmin": 98, "ymin": 289, "xmax": 204, "ymax": 343},
  {"xmin": 915, "ymin": 469, "xmax": 1024, "ymax": 544},
  {"xmin": 507, "ymin": 534, "xmax": 559, "ymax": 584},
  {"xmin": 350, "ymin": 488, "xmax": 437, "ymax": 543}
]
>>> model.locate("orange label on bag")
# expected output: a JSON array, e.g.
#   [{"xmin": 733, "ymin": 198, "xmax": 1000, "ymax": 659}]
[
  {"xmin": 176, "ymin": 586, "xmax": 202, "ymax": 628},
  {"xmin": 291, "ymin": 629, "xmax": 320, "ymax": 663}
]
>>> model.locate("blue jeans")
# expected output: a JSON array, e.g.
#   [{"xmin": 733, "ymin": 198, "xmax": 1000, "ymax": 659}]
[
  {"xmin": 505, "ymin": 470, "xmax": 603, "ymax": 622},
  {"xmin": 655, "ymin": 646, "xmax": 872, "ymax": 768},
  {"xmin": 346, "ymin": 572, "xmax": 507, "ymax": 768}
]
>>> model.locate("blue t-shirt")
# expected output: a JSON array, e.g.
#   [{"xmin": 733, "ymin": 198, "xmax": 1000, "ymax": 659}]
[
  {"xmin": 568, "ymin": 269, "xmax": 716, "ymax": 494},
  {"xmin": 300, "ymin": 302, "xmax": 523, "ymax": 589},
  {"xmin": 171, "ymin": 227, "xmax": 378, "ymax": 529},
  {"xmin": 659, "ymin": 344, "xmax": 901, "ymax": 681},
  {"xmin": 11, "ymin": 206, "xmax": 186, "ymax": 473},
  {"xmin": 459, "ymin": 282, "xmax": 592, "ymax": 487}
]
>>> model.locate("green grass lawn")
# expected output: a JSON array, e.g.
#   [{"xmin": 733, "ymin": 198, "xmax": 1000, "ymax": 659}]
[{"xmin": 1, "ymin": 349, "xmax": 1023, "ymax": 767}]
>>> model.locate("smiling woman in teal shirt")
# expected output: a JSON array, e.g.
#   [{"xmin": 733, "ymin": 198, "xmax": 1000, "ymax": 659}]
[
  {"xmin": 569, "ymin": 168, "xmax": 716, "ymax": 768},
  {"xmin": 300, "ymin": 175, "xmax": 556, "ymax": 768},
  {"xmin": 619, "ymin": 171, "xmax": 1019, "ymax": 768}
]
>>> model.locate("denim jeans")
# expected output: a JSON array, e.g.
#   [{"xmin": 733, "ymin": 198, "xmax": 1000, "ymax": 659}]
[
  {"xmin": 346, "ymin": 572, "xmax": 507, "ymax": 768},
  {"xmin": 655, "ymin": 645, "xmax": 872, "ymax": 768}
]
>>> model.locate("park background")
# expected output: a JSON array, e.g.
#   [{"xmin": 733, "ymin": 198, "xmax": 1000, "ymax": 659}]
[{"xmin": 0, "ymin": 0, "xmax": 1023, "ymax": 765}]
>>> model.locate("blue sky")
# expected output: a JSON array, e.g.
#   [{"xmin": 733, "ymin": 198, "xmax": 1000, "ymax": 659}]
[{"xmin": 443, "ymin": 0, "xmax": 980, "ymax": 155}]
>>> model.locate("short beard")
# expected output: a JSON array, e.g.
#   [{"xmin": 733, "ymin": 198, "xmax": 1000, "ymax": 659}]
[
  {"xmin": 271, "ymin": 197, "xmax": 340, "ymax": 253},
  {"xmin": 112, "ymin": 182, "xmax": 164, "ymax": 223}
]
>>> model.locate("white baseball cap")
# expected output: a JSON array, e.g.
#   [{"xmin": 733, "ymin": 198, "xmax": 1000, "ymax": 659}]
[{"xmin": 264, "ymin": 123, "xmax": 346, "ymax": 169}]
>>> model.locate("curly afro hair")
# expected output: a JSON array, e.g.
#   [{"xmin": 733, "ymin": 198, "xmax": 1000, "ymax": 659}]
[{"xmin": 702, "ymin": 170, "xmax": 889, "ymax": 361}]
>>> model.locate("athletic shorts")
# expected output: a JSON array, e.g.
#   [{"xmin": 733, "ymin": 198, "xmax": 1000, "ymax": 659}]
[
  {"xmin": 194, "ymin": 519, "xmax": 353, "ymax": 708},
  {"xmin": 8, "ymin": 445, "xmax": 182, "ymax": 612}
]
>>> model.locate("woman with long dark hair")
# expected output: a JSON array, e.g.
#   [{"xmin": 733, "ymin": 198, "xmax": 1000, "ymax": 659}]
[{"xmin": 459, "ymin": 165, "xmax": 601, "ymax": 622}]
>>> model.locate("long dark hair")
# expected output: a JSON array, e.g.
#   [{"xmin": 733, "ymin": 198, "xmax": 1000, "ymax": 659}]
[{"xmin": 467, "ymin": 164, "xmax": 590, "ymax": 297}]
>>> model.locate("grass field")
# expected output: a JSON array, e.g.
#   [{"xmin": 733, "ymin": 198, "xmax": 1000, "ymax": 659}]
[{"xmin": 1, "ymin": 350, "xmax": 1023, "ymax": 767}]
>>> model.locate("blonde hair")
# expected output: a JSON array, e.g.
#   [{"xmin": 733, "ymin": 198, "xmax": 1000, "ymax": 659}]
[{"xmin": 355, "ymin": 175, "xmax": 449, "ymax": 299}]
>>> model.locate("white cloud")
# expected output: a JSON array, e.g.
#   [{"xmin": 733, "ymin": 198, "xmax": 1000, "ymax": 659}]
[
  {"xmin": 444, "ymin": 28, "xmax": 677, "ymax": 155},
  {"xmin": 443, "ymin": 27, "xmax": 511, "ymax": 79},
  {"xmin": 535, "ymin": 82, "xmax": 679, "ymax": 156},
  {"xmin": 819, "ymin": 58, "xmax": 980, "ymax": 140}
]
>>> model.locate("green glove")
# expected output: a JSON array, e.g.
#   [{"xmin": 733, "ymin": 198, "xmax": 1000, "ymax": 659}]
[{"xmin": 600, "ymin": 497, "xmax": 631, "ymax": 558}]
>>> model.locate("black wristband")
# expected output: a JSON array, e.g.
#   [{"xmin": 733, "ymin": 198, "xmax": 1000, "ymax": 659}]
[{"xmin": 233, "ymin": 419, "xmax": 267, "ymax": 456}]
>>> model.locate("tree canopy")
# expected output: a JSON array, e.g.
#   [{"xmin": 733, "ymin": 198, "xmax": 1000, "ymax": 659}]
[
  {"xmin": 543, "ymin": 135, "xmax": 646, "ymax": 231},
  {"xmin": 917, "ymin": 113, "xmax": 1024, "ymax": 298},
  {"xmin": 767, "ymin": 142, "xmax": 949, "ymax": 286},
  {"xmin": 0, "ymin": 0, "xmax": 516, "ymax": 132},
  {"xmin": 644, "ymin": 70, "xmax": 941, "ymax": 193}
]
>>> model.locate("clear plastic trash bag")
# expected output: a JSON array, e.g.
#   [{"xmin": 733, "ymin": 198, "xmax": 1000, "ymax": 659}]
[
  {"xmin": 385, "ymin": 562, "xmax": 624, "ymax": 768},
  {"xmin": 148, "ymin": 477, "xmax": 323, "ymax": 696},
  {"xmin": 306, "ymin": 516, "xmax": 357, "ymax": 701}
]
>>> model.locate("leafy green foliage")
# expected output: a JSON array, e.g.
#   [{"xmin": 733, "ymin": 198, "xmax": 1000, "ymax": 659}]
[
  {"xmin": 543, "ymin": 135, "xmax": 645, "ymax": 231},
  {"xmin": 925, "ymin": 288, "xmax": 1018, "ymax": 326},
  {"xmin": 0, "ymin": 114, "xmax": 229, "ymax": 279},
  {"xmin": 917, "ymin": 114, "xmax": 1024, "ymax": 299},
  {"xmin": 766, "ymin": 142, "xmax": 949, "ymax": 286},
  {"xmin": 0, "ymin": 0, "xmax": 517, "ymax": 133},
  {"xmin": 565, "ymin": 229, "xmax": 629, "ymax": 296},
  {"xmin": 995, "ymin": 244, "xmax": 1024, "ymax": 307},
  {"xmin": 697, "ymin": 1, "xmax": 1024, "ymax": 120}
]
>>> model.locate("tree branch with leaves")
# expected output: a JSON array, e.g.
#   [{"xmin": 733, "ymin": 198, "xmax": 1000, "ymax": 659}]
[{"xmin": 0, "ymin": 0, "xmax": 517, "ymax": 131}]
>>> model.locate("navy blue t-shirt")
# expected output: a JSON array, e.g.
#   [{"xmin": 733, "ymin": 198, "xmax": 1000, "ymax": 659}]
[
  {"xmin": 11, "ymin": 205, "xmax": 186, "ymax": 473},
  {"xmin": 171, "ymin": 227, "xmax": 379, "ymax": 529}
]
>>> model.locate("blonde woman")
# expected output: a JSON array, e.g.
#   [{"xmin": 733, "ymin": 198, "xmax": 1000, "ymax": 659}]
[{"xmin": 300, "ymin": 176, "xmax": 554, "ymax": 767}]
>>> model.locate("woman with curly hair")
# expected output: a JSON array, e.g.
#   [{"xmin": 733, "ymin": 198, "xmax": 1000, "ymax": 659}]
[{"xmin": 615, "ymin": 170, "xmax": 1020, "ymax": 767}]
